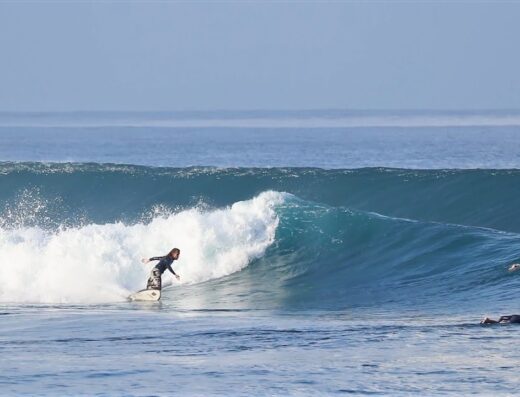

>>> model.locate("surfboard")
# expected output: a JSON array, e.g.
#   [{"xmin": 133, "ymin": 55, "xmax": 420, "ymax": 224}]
[{"xmin": 128, "ymin": 288, "xmax": 161, "ymax": 301}]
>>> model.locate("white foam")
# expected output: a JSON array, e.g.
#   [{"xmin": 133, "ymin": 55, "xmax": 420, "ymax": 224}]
[{"xmin": 0, "ymin": 191, "xmax": 284, "ymax": 304}]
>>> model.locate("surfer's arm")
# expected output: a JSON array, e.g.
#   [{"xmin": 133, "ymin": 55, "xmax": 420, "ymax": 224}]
[
  {"xmin": 141, "ymin": 256, "xmax": 164, "ymax": 264},
  {"xmin": 149, "ymin": 256, "xmax": 164, "ymax": 261},
  {"xmin": 167, "ymin": 265, "xmax": 180, "ymax": 280}
]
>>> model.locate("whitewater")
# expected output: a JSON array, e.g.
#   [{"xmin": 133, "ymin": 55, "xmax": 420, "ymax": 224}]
[
  {"xmin": 0, "ymin": 191, "xmax": 281, "ymax": 304},
  {"xmin": 1, "ymin": 111, "xmax": 520, "ymax": 396}
]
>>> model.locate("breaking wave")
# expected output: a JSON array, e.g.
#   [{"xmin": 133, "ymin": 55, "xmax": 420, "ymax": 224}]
[{"xmin": 1, "ymin": 163, "xmax": 519, "ymax": 310}]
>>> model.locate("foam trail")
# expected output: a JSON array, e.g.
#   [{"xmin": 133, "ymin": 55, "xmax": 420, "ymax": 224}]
[{"xmin": 0, "ymin": 191, "xmax": 283, "ymax": 303}]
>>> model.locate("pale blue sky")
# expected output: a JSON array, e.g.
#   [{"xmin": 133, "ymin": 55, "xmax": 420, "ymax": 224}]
[{"xmin": 0, "ymin": 1, "xmax": 519, "ymax": 111}]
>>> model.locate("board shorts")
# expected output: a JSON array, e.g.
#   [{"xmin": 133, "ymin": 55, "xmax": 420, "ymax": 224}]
[{"xmin": 146, "ymin": 268, "xmax": 162, "ymax": 290}]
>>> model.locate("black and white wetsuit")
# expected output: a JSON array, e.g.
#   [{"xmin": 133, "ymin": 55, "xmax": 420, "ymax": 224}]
[{"xmin": 146, "ymin": 255, "xmax": 178, "ymax": 290}]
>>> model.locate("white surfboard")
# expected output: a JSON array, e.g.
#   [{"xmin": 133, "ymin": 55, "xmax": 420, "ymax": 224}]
[{"xmin": 128, "ymin": 289, "xmax": 161, "ymax": 302}]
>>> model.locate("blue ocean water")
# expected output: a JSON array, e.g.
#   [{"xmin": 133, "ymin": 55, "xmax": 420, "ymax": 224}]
[{"xmin": 1, "ymin": 111, "xmax": 520, "ymax": 395}]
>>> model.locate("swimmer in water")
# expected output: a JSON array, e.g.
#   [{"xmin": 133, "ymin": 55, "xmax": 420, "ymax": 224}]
[
  {"xmin": 480, "ymin": 315, "xmax": 520, "ymax": 324},
  {"xmin": 508, "ymin": 263, "xmax": 520, "ymax": 272}
]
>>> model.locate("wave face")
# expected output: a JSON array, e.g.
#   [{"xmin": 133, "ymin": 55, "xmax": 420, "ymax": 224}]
[{"xmin": 1, "ymin": 163, "xmax": 519, "ymax": 308}]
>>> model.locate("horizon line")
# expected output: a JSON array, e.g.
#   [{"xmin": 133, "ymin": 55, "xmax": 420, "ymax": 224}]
[{"xmin": 2, "ymin": 108, "xmax": 520, "ymax": 115}]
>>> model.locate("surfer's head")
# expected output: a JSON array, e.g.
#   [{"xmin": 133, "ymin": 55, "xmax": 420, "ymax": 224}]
[{"xmin": 169, "ymin": 248, "xmax": 180, "ymax": 260}]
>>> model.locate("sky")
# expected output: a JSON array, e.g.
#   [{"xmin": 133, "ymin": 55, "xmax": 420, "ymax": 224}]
[{"xmin": 0, "ymin": 1, "xmax": 519, "ymax": 112}]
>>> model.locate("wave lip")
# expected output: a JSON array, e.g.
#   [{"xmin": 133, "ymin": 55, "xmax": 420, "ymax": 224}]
[{"xmin": 0, "ymin": 191, "xmax": 284, "ymax": 304}]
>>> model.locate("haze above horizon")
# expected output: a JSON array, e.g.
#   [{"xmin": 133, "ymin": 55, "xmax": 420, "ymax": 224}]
[{"xmin": 1, "ymin": 2, "xmax": 519, "ymax": 112}]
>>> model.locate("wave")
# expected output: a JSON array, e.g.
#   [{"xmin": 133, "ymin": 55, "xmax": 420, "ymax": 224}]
[
  {"xmin": 2, "ymin": 163, "xmax": 520, "ymax": 232},
  {"xmin": 1, "ymin": 163, "xmax": 519, "ymax": 309}
]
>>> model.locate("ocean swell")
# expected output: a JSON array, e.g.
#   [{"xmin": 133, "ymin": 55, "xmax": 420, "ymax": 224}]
[{"xmin": 2, "ymin": 163, "xmax": 520, "ymax": 233}]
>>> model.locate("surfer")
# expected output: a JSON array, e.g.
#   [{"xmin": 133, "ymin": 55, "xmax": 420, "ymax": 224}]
[
  {"xmin": 480, "ymin": 315, "xmax": 520, "ymax": 325},
  {"xmin": 141, "ymin": 248, "xmax": 181, "ymax": 290}
]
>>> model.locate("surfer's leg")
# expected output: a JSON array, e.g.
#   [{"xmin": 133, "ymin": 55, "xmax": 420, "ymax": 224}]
[
  {"xmin": 148, "ymin": 269, "xmax": 161, "ymax": 290},
  {"xmin": 155, "ymin": 273, "xmax": 162, "ymax": 290},
  {"xmin": 146, "ymin": 274, "xmax": 154, "ymax": 289},
  {"xmin": 146, "ymin": 270, "xmax": 161, "ymax": 290}
]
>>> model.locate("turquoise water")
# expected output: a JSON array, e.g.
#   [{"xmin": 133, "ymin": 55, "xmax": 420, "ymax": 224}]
[{"xmin": 1, "ymin": 111, "xmax": 520, "ymax": 395}]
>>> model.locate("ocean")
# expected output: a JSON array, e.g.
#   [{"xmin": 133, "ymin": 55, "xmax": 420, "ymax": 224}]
[{"xmin": 1, "ymin": 110, "xmax": 520, "ymax": 395}]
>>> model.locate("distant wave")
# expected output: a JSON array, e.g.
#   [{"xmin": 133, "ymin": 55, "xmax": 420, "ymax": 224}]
[
  {"xmin": 2, "ymin": 163, "xmax": 520, "ymax": 232},
  {"xmin": 2, "ymin": 110, "xmax": 520, "ymax": 128}
]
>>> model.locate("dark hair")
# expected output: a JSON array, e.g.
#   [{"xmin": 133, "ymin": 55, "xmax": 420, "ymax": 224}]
[{"xmin": 169, "ymin": 248, "xmax": 180, "ymax": 257}]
